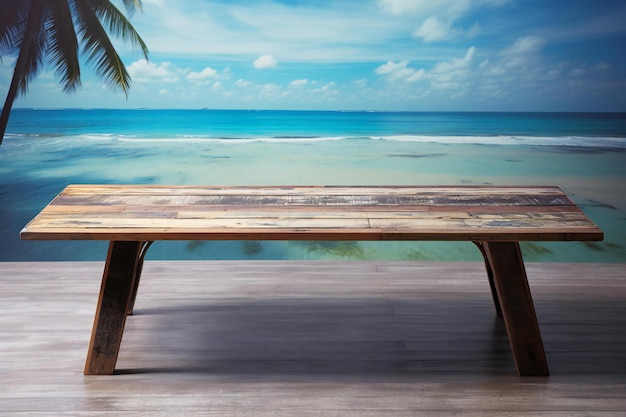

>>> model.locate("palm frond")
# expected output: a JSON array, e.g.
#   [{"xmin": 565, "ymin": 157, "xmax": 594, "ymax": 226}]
[
  {"xmin": 15, "ymin": 0, "xmax": 48, "ymax": 95},
  {"xmin": 120, "ymin": 0, "xmax": 143, "ymax": 14},
  {"xmin": 73, "ymin": 0, "xmax": 132, "ymax": 95},
  {"xmin": 47, "ymin": 0, "xmax": 81, "ymax": 92},
  {"xmin": 0, "ymin": 0, "xmax": 30, "ymax": 59},
  {"xmin": 89, "ymin": 0, "xmax": 149, "ymax": 60}
]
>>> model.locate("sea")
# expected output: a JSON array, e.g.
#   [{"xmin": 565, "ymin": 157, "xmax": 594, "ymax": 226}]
[{"xmin": 1, "ymin": 109, "xmax": 625, "ymax": 263}]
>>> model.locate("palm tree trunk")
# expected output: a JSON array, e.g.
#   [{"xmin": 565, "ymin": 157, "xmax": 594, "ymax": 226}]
[
  {"xmin": 0, "ymin": 71, "xmax": 22, "ymax": 146},
  {"xmin": 0, "ymin": 0, "xmax": 44, "ymax": 146}
]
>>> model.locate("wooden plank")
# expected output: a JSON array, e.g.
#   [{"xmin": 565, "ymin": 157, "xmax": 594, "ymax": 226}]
[
  {"xmin": 59, "ymin": 184, "xmax": 569, "ymax": 195},
  {"xmin": 19, "ymin": 227, "xmax": 602, "ymax": 242},
  {"xmin": 38, "ymin": 202, "xmax": 589, "ymax": 213},
  {"xmin": 19, "ymin": 184, "xmax": 603, "ymax": 378},
  {"xmin": 31, "ymin": 207, "xmax": 589, "ymax": 219},
  {"xmin": 23, "ymin": 211, "xmax": 597, "ymax": 230},
  {"xmin": 2, "ymin": 261, "xmax": 626, "ymax": 415},
  {"xmin": 52, "ymin": 193, "xmax": 576, "ymax": 207},
  {"xmin": 22, "ymin": 213, "xmax": 602, "ymax": 239},
  {"xmin": 482, "ymin": 242, "xmax": 549, "ymax": 376},
  {"xmin": 84, "ymin": 241, "xmax": 144, "ymax": 375},
  {"xmin": 21, "ymin": 184, "xmax": 603, "ymax": 242}
]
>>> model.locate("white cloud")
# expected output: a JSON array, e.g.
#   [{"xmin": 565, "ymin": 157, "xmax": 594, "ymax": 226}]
[
  {"xmin": 13, "ymin": 0, "xmax": 623, "ymax": 111},
  {"xmin": 380, "ymin": 0, "xmax": 507, "ymax": 44},
  {"xmin": 260, "ymin": 83, "xmax": 281, "ymax": 97},
  {"xmin": 413, "ymin": 16, "xmax": 486, "ymax": 43},
  {"xmin": 376, "ymin": 0, "xmax": 414, "ymax": 15},
  {"xmin": 501, "ymin": 36, "xmax": 545, "ymax": 56},
  {"xmin": 127, "ymin": 60, "xmax": 179, "ymax": 83},
  {"xmin": 377, "ymin": 0, "xmax": 464, "ymax": 16},
  {"xmin": 428, "ymin": 47, "xmax": 476, "ymax": 92},
  {"xmin": 433, "ymin": 46, "xmax": 476, "ymax": 73},
  {"xmin": 132, "ymin": 1, "xmax": 425, "ymax": 63},
  {"xmin": 376, "ymin": 60, "xmax": 425, "ymax": 83},
  {"xmin": 413, "ymin": 16, "xmax": 454, "ymax": 42},
  {"xmin": 187, "ymin": 67, "xmax": 218, "ymax": 80},
  {"xmin": 142, "ymin": 0, "xmax": 165, "ymax": 6},
  {"xmin": 407, "ymin": 69, "xmax": 426, "ymax": 82},
  {"xmin": 309, "ymin": 83, "xmax": 339, "ymax": 101},
  {"xmin": 290, "ymin": 79, "xmax": 309, "ymax": 87},
  {"xmin": 376, "ymin": 61, "xmax": 405, "ymax": 76},
  {"xmin": 497, "ymin": 36, "xmax": 545, "ymax": 69},
  {"xmin": 467, "ymin": 23, "xmax": 481, "ymax": 38},
  {"xmin": 312, "ymin": 82, "xmax": 337, "ymax": 93},
  {"xmin": 254, "ymin": 55, "xmax": 278, "ymax": 69},
  {"xmin": 377, "ymin": 0, "xmax": 508, "ymax": 17}
]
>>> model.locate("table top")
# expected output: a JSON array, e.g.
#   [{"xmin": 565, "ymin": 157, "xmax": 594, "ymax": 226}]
[{"xmin": 20, "ymin": 185, "xmax": 604, "ymax": 242}]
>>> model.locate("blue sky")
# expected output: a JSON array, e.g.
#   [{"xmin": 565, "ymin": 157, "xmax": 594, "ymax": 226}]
[{"xmin": 3, "ymin": 0, "xmax": 626, "ymax": 111}]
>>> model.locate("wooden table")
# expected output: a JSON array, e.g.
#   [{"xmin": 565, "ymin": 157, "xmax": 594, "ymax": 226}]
[{"xmin": 20, "ymin": 185, "xmax": 603, "ymax": 376}]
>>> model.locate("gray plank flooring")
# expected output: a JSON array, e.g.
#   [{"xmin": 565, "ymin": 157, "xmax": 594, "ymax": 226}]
[{"xmin": 1, "ymin": 260, "xmax": 625, "ymax": 416}]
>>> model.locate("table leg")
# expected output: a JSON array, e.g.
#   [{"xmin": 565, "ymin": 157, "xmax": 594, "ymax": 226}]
[
  {"xmin": 473, "ymin": 241, "xmax": 503, "ymax": 317},
  {"xmin": 127, "ymin": 241, "xmax": 153, "ymax": 315},
  {"xmin": 84, "ymin": 241, "xmax": 145, "ymax": 375},
  {"xmin": 481, "ymin": 241, "xmax": 549, "ymax": 376}
]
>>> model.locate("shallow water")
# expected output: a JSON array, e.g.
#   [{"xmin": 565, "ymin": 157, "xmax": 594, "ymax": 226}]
[{"xmin": 2, "ymin": 110, "xmax": 625, "ymax": 262}]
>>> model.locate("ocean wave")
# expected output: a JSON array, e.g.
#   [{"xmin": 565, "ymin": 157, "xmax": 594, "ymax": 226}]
[
  {"xmin": 115, "ymin": 135, "xmax": 346, "ymax": 144},
  {"xmin": 6, "ymin": 132, "xmax": 626, "ymax": 148},
  {"xmin": 370, "ymin": 135, "xmax": 626, "ymax": 148},
  {"xmin": 114, "ymin": 134, "xmax": 626, "ymax": 148}
]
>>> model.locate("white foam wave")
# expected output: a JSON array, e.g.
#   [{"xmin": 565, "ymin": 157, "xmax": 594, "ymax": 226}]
[
  {"xmin": 370, "ymin": 135, "xmax": 626, "ymax": 148},
  {"xmin": 115, "ymin": 135, "xmax": 346, "ymax": 144},
  {"xmin": 81, "ymin": 133, "xmax": 117, "ymax": 141},
  {"xmin": 120, "ymin": 134, "xmax": 626, "ymax": 148},
  {"xmin": 9, "ymin": 132, "xmax": 625, "ymax": 148}
]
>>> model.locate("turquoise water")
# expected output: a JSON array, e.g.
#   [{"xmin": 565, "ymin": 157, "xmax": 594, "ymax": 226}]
[{"xmin": 1, "ymin": 109, "xmax": 625, "ymax": 262}]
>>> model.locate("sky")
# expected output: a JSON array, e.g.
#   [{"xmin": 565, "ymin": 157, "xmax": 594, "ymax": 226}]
[{"xmin": 2, "ymin": 0, "xmax": 626, "ymax": 111}]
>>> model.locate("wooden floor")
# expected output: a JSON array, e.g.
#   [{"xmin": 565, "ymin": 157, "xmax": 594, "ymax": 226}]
[{"xmin": 1, "ymin": 260, "xmax": 626, "ymax": 416}]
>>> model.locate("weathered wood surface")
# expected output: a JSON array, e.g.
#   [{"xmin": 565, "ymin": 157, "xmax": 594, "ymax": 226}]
[
  {"xmin": 17, "ymin": 185, "xmax": 604, "ymax": 377},
  {"xmin": 84, "ymin": 241, "xmax": 146, "ymax": 375},
  {"xmin": 1, "ymin": 261, "xmax": 626, "ymax": 416},
  {"xmin": 20, "ymin": 185, "xmax": 603, "ymax": 242},
  {"xmin": 483, "ymin": 242, "xmax": 548, "ymax": 375}
]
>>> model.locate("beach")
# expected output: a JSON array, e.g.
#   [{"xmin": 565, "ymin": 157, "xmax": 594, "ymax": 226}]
[{"xmin": 1, "ymin": 109, "xmax": 625, "ymax": 262}]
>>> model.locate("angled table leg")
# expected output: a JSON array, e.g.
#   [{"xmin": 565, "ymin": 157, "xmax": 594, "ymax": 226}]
[
  {"xmin": 473, "ymin": 241, "xmax": 503, "ymax": 317},
  {"xmin": 127, "ymin": 241, "xmax": 154, "ymax": 316},
  {"xmin": 84, "ymin": 241, "xmax": 146, "ymax": 375},
  {"xmin": 481, "ymin": 241, "xmax": 549, "ymax": 376}
]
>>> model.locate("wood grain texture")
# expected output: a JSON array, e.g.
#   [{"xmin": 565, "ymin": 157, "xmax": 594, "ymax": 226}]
[
  {"xmin": 20, "ymin": 185, "xmax": 603, "ymax": 242},
  {"xmin": 1, "ymin": 261, "xmax": 625, "ymax": 415},
  {"xmin": 84, "ymin": 241, "xmax": 145, "ymax": 375},
  {"xmin": 482, "ymin": 242, "xmax": 549, "ymax": 376},
  {"xmin": 18, "ymin": 185, "xmax": 604, "ymax": 378}
]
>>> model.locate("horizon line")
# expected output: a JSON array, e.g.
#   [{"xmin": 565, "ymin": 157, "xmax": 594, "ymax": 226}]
[{"xmin": 13, "ymin": 108, "xmax": 626, "ymax": 114}]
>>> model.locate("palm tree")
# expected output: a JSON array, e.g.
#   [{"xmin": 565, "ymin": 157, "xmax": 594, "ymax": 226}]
[{"xmin": 0, "ymin": 0, "xmax": 149, "ymax": 145}]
